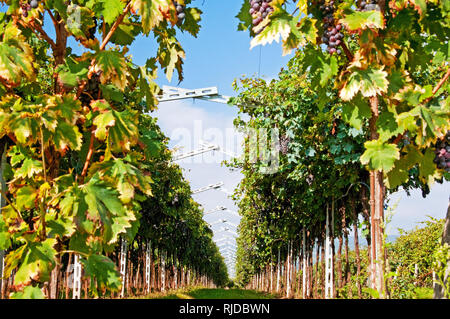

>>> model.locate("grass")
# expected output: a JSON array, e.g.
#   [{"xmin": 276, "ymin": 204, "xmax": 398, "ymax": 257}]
[
  {"xmin": 140, "ymin": 287, "xmax": 279, "ymax": 299},
  {"xmin": 413, "ymin": 287, "xmax": 434, "ymax": 299}
]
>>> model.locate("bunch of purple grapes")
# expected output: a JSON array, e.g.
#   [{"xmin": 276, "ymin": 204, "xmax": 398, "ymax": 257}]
[
  {"xmin": 173, "ymin": 1, "xmax": 186, "ymax": 24},
  {"xmin": 434, "ymin": 131, "xmax": 450, "ymax": 173},
  {"xmin": 319, "ymin": 1, "xmax": 343, "ymax": 55},
  {"xmin": 249, "ymin": 0, "xmax": 274, "ymax": 28},
  {"xmin": 357, "ymin": 0, "xmax": 380, "ymax": 11},
  {"xmin": 21, "ymin": 0, "xmax": 39, "ymax": 17},
  {"xmin": 279, "ymin": 134, "xmax": 291, "ymax": 155}
]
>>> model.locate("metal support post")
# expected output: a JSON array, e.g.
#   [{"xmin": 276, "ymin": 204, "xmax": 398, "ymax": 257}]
[
  {"xmin": 161, "ymin": 250, "xmax": 166, "ymax": 292},
  {"xmin": 325, "ymin": 204, "xmax": 334, "ymax": 299},
  {"xmin": 72, "ymin": 254, "xmax": 82, "ymax": 299},
  {"xmin": 145, "ymin": 241, "xmax": 151, "ymax": 294},
  {"xmin": 302, "ymin": 228, "xmax": 307, "ymax": 299},
  {"xmin": 0, "ymin": 147, "xmax": 6, "ymax": 297},
  {"xmin": 120, "ymin": 239, "xmax": 127, "ymax": 298}
]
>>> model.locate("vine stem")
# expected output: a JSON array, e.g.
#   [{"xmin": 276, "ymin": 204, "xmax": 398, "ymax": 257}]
[
  {"xmin": 18, "ymin": 19, "xmax": 57, "ymax": 50},
  {"xmin": 428, "ymin": 68, "xmax": 450, "ymax": 101},
  {"xmin": 40, "ymin": 126, "xmax": 47, "ymax": 182},
  {"xmin": 0, "ymin": 188, "xmax": 23, "ymax": 220},
  {"xmin": 100, "ymin": 1, "xmax": 132, "ymax": 51},
  {"xmin": 339, "ymin": 41, "xmax": 354, "ymax": 62},
  {"xmin": 80, "ymin": 130, "xmax": 96, "ymax": 180}
]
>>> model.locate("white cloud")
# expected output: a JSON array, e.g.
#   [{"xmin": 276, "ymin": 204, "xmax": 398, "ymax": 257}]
[{"xmin": 387, "ymin": 182, "xmax": 449, "ymax": 235}]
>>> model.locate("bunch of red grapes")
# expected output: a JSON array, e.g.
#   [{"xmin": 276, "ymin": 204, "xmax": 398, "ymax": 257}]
[
  {"xmin": 21, "ymin": 0, "xmax": 39, "ymax": 17},
  {"xmin": 357, "ymin": 0, "xmax": 380, "ymax": 11},
  {"xmin": 173, "ymin": 1, "xmax": 186, "ymax": 24},
  {"xmin": 249, "ymin": 0, "xmax": 274, "ymax": 29},
  {"xmin": 434, "ymin": 131, "xmax": 450, "ymax": 173},
  {"xmin": 279, "ymin": 134, "xmax": 291, "ymax": 155},
  {"xmin": 319, "ymin": 1, "xmax": 343, "ymax": 55}
]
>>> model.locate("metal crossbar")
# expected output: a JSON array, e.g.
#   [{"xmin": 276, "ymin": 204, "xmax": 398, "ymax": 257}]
[
  {"xmin": 158, "ymin": 86, "xmax": 231, "ymax": 104},
  {"xmin": 192, "ymin": 182, "xmax": 224, "ymax": 194}
]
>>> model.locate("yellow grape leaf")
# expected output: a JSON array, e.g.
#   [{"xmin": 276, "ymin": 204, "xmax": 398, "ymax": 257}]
[
  {"xmin": 131, "ymin": 0, "xmax": 172, "ymax": 34},
  {"xmin": 0, "ymin": 24, "xmax": 35, "ymax": 87}
]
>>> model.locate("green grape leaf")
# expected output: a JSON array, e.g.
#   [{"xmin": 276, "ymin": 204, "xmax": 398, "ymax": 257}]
[
  {"xmin": 340, "ymin": 68, "xmax": 389, "ymax": 101},
  {"xmin": 250, "ymin": 9, "xmax": 292, "ymax": 50},
  {"xmin": 93, "ymin": 50, "xmax": 129, "ymax": 91},
  {"xmin": 319, "ymin": 55, "xmax": 338, "ymax": 87},
  {"xmin": 53, "ymin": 121, "xmax": 83, "ymax": 151},
  {"xmin": 65, "ymin": 4, "xmax": 95, "ymax": 39},
  {"xmin": 92, "ymin": 100, "xmax": 139, "ymax": 153},
  {"xmin": 131, "ymin": 0, "xmax": 172, "ymax": 34},
  {"xmin": 360, "ymin": 140, "xmax": 400, "ymax": 172},
  {"xmin": 182, "ymin": 7, "xmax": 202, "ymax": 37},
  {"xmin": 81, "ymin": 254, "xmax": 122, "ymax": 293},
  {"xmin": 14, "ymin": 158, "xmax": 43, "ymax": 179},
  {"xmin": 14, "ymin": 239, "xmax": 57, "ymax": 287},
  {"xmin": 376, "ymin": 110, "xmax": 403, "ymax": 142},
  {"xmin": 55, "ymin": 57, "xmax": 89, "ymax": 89},
  {"xmin": 87, "ymin": 0, "xmax": 125, "ymax": 25},
  {"xmin": 418, "ymin": 148, "xmax": 439, "ymax": 184},
  {"xmin": 140, "ymin": 125, "xmax": 162, "ymax": 158},
  {"xmin": 88, "ymin": 158, "xmax": 153, "ymax": 204},
  {"xmin": 9, "ymin": 285, "xmax": 45, "ymax": 299},
  {"xmin": 0, "ymin": 218, "xmax": 11, "ymax": 250},
  {"xmin": 385, "ymin": 145, "xmax": 421, "ymax": 189},
  {"xmin": 415, "ymin": 104, "xmax": 450, "ymax": 147},
  {"xmin": 341, "ymin": 95, "xmax": 371, "ymax": 130},
  {"xmin": 0, "ymin": 24, "xmax": 35, "ymax": 87},
  {"xmin": 83, "ymin": 175, "xmax": 134, "ymax": 244},
  {"xmin": 16, "ymin": 186, "xmax": 37, "ymax": 210},
  {"xmin": 339, "ymin": 10, "xmax": 385, "ymax": 31},
  {"xmin": 99, "ymin": 84, "xmax": 124, "ymax": 103},
  {"xmin": 236, "ymin": 0, "xmax": 252, "ymax": 32},
  {"xmin": 155, "ymin": 27, "xmax": 185, "ymax": 82},
  {"xmin": 108, "ymin": 21, "xmax": 141, "ymax": 46}
]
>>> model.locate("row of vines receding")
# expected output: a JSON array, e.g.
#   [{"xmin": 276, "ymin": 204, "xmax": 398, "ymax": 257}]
[{"xmin": 231, "ymin": 0, "xmax": 449, "ymax": 299}]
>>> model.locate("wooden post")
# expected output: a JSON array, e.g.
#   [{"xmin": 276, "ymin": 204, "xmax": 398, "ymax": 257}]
[
  {"xmin": 0, "ymin": 146, "xmax": 6, "ymax": 299},
  {"xmin": 276, "ymin": 248, "xmax": 280, "ymax": 292},
  {"xmin": 302, "ymin": 229, "xmax": 307, "ymax": 299}
]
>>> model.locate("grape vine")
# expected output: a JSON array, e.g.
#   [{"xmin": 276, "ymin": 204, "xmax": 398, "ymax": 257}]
[
  {"xmin": 249, "ymin": 0, "xmax": 274, "ymax": 31},
  {"xmin": 0, "ymin": 0, "xmax": 224, "ymax": 300},
  {"xmin": 173, "ymin": 1, "xmax": 186, "ymax": 24},
  {"xmin": 434, "ymin": 131, "xmax": 450, "ymax": 173},
  {"xmin": 319, "ymin": 0, "xmax": 343, "ymax": 55},
  {"xmin": 236, "ymin": 0, "xmax": 450, "ymax": 298}
]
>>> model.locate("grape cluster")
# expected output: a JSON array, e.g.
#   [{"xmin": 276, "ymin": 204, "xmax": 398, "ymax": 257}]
[
  {"xmin": 21, "ymin": 0, "xmax": 39, "ymax": 17},
  {"xmin": 87, "ymin": 18, "xmax": 97, "ymax": 40},
  {"xmin": 279, "ymin": 134, "xmax": 291, "ymax": 155},
  {"xmin": 357, "ymin": 0, "xmax": 380, "ymax": 11},
  {"xmin": 173, "ymin": 1, "xmax": 186, "ymax": 24},
  {"xmin": 249, "ymin": 0, "xmax": 274, "ymax": 29},
  {"xmin": 79, "ymin": 71, "xmax": 102, "ymax": 105},
  {"xmin": 319, "ymin": 1, "xmax": 343, "ymax": 55},
  {"xmin": 434, "ymin": 131, "xmax": 450, "ymax": 173}
]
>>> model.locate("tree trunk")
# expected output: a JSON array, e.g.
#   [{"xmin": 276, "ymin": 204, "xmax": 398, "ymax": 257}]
[
  {"xmin": 369, "ymin": 95, "xmax": 386, "ymax": 297},
  {"xmin": 337, "ymin": 234, "xmax": 343, "ymax": 292}
]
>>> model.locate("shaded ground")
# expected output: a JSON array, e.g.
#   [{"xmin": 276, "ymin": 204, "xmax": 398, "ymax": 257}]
[{"xmin": 142, "ymin": 288, "xmax": 279, "ymax": 299}]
